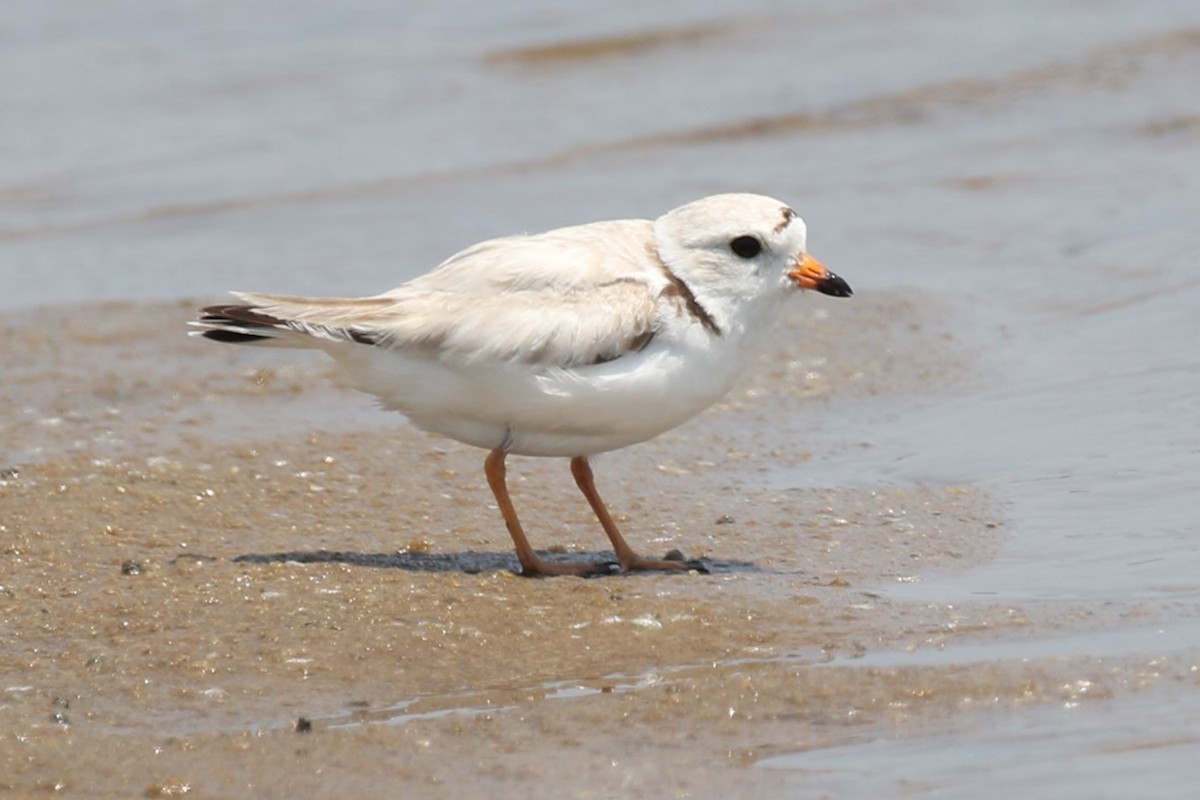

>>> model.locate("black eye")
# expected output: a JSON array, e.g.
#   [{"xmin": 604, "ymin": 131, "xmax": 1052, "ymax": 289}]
[{"xmin": 729, "ymin": 235, "xmax": 762, "ymax": 259}]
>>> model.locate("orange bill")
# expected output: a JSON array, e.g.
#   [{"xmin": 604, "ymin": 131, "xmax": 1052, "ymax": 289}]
[{"xmin": 788, "ymin": 253, "xmax": 853, "ymax": 297}]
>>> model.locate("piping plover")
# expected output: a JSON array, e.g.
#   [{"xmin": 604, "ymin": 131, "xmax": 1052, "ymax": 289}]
[{"xmin": 192, "ymin": 193, "xmax": 851, "ymax": 576}]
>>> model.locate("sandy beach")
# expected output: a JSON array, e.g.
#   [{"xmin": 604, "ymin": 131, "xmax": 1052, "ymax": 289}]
[{"xmin": 4, "ymin": 1, "xmax": 1200, "ymax": 796}]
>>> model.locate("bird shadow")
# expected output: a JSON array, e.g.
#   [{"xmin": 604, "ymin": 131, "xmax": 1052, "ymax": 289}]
[{"xmin": 225, "ymin": 549, "xmax": 760, "ymax": 577}]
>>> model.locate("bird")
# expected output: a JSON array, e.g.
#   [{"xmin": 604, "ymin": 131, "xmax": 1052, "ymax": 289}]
[{"xmin": 191, "ymin": 193, "xmax": 852, "ymax": 577}]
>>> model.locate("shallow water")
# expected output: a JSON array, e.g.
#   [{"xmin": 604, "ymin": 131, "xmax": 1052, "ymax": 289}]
[
  {"xmin": 4, "ymin": 0, "xmax": 1200, "ymax": 797},
  {"xmin": 760, "ymin": 686, "xmax": 1200, "ymax": 799}
]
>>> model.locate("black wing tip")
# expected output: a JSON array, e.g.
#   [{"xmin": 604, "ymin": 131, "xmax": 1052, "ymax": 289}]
[
  {"xmin": 195, "ymin": 303, "xmax": 384, "ymax": 347},
  {"xmin": 198, "ymin": 303, "xmax": 287, "ymax": 327},
  {"xmin": 199, "ymin": 329, "xmax": 274, "ymax": 344}
]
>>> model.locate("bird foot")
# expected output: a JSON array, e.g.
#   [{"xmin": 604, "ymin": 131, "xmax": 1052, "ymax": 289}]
[
  {"xmin": 516, "ymin": 557, "xmax": 619, "ymax": 578},
  {"xmin": 515, "ymin": 552, "xmax": 708, "ymax": 578},
  {"xmin": 620, "ymin": 554, "xmax": 710, "ymax": 574}
]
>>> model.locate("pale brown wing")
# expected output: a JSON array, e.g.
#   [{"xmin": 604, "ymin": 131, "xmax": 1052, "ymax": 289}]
[{"xmin": 197, "ymin": 278, "xmax": 661, "ymax": 368}]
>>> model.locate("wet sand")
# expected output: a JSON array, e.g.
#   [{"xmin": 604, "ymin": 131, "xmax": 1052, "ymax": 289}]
[{"xmin": 1, "ymin": 297, "xmax": 1180, "ymax": 798}]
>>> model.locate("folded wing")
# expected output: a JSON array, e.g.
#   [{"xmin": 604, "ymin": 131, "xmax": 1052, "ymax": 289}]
[{"xmin": 192, "ymin": 219, "xmax": 665, "ymax": 368}]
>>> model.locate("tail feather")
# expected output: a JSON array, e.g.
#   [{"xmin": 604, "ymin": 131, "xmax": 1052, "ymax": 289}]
[
  {"xmin": 190, "ymin": 301, "xmax": 310, "ymax": 348},
  {"xmin": 189, "ymin": 293, "xmax": 393, "ymax": 349},
  {"xmin": 199, "ymin": 303, "xmax": 290, "ymax": 328},
  {"xmin": 197, "ymin": 327, "xmax": 275, "ymax": 344}
]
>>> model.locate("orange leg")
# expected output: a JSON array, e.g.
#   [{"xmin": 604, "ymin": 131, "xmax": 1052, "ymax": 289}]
[
  {"xmin": 569, "ymin": 456, "xmax": 691, "ymax": 573},
  {"xmin": 484, "ymin": 448, "xmax": 608, "ymax": 577}
]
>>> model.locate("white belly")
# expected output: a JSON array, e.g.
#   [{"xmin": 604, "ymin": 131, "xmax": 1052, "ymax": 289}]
[{"xmin": 328, "ymin": 330, "xmax": 760, "ymax": 457}]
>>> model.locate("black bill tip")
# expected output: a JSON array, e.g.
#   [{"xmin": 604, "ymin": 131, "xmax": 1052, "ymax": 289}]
[{"xmin": 817, "ymin": 272, "xmax": 853, "ymax": 298}]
